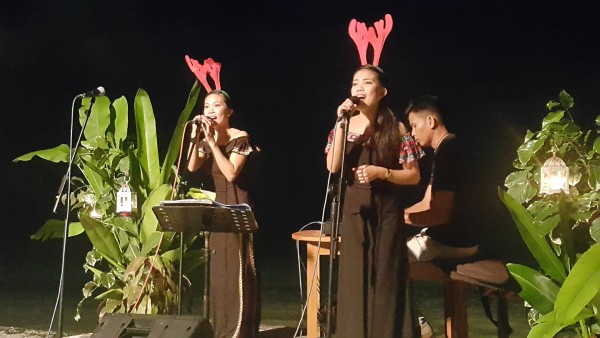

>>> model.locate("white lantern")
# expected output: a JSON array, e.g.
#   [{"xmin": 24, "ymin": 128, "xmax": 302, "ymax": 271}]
[
  {"xmin": 116, "ymin": 177, "xmax": 138, "ymax": 216},
  {"xmin": 540, "ymin": 153, "xmax": 569, "ymax": 195}
]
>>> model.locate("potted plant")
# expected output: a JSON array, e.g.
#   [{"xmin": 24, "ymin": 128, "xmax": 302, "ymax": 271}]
[
  {"xmin": 14, "ymin": 82, "xmax": 208, "ymax": 320},
  {"xmin": 499, "ymin": 91, "xmax": 600, "ymax": 337}
]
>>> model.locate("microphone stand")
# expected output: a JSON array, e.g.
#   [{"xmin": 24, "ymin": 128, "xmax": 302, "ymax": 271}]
[
  {"xmin": 325, "ymin": 113, "xmax": 351, "ymax": 338},
  {"xmin": 51, "ymin": 96, "xmax": 96, "ymax": 338},
  {"xmin": 182, "ymin": 127, "xmax": 211, "ymax": 319},
  {"xmin": 52, "ymin": 98, "xmax": 92, "ymax": 213}
]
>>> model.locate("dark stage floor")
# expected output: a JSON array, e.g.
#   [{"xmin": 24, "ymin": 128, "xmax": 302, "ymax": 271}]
[{"xmin": 0, "ymin": 236, "xmax": 533, "ymax": 337}]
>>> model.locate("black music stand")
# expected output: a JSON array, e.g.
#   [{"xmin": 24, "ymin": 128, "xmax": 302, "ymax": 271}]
[{"xmin": 152, "ymin": 199, "xmax": 259, "ymax": 319}]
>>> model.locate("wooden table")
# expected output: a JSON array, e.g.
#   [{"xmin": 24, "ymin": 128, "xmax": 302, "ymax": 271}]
[
  {"xmin": 291, "ymin": 230, "xmax": 339, "ymax": 338},
  {"xmin": 291, "ymin": 229, "xmax": 478, "ymax": 338}
]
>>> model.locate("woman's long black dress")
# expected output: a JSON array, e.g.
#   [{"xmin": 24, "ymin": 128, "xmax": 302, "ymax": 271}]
[
  {"xmin": 198, "ymin": 136, "xmax": 260, "ymax": 338},
  {"xmin": 326, "ymin": 131, "xmax": 421, "ymax": 338}
]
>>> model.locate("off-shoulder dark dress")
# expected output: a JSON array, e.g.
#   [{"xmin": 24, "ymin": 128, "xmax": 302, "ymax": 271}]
[
  {"xmin": 325, "ymin": 131, "xmax": 423, "ymax": 338},
  {"xmin": 197, "ymin": 136, "xmax": 260, "ymax": 338}
]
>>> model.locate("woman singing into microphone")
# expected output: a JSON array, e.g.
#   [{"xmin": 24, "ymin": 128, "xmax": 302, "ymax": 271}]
[
  {"xmin": 326, "ymin": 65, "xmax": 423, "ymax": 337},
  {"xmin": 187, "ymin": 89, "xmax": 260, "ymax": 338}
]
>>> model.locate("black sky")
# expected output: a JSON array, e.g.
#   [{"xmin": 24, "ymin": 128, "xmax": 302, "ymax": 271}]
[{"xmin": 2, "ymin": 0, "xmax": 600, "ymax": 265}]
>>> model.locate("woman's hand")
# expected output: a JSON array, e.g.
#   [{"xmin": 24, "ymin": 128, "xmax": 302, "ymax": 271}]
[
  {"xmin": 354, "ymin": 164, "xmax": 390, "ymax": 184},
  {"xmin": 353, "ymin": 164, "xmax": 375, "ymax": 183},
  {"xmin": 199, "ymin": 116, "xmax": 217, "ymax": 146},
  {"xmin": 190, "ymin": 115, "xmax": 203, "ymax": 139},
  {"xmin": 336, "ymin": 98, "xmax": 358, "ymax": 120}
]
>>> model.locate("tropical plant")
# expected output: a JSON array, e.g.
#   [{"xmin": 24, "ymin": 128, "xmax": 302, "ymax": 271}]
[
  {"xmin": 14, "ymin": 82, "xmax": 208, "ymax": 320},
  {"xmin": 499, "ymin": 90, "xmax": 600, "ymax": 337}
]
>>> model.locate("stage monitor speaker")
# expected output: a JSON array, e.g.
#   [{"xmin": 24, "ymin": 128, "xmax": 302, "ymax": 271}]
[{"xmin": 91, "ymin": 313, "xmax": 214, "ymax": 338}]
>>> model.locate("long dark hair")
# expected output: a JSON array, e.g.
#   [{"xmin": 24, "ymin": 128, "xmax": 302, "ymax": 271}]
[{"xmin": 356, "ymin": 65, "xmax": 401, "ymax": 168}]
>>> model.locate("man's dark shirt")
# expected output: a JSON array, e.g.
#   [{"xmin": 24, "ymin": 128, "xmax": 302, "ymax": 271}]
[{"xmin": 422, "ymin": 134, "xmax": 478, "ymax": 247}]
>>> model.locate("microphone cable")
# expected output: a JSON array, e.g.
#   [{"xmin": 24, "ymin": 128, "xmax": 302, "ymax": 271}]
[
  {"xmin": 46, "ymin": 95, "xmax": 86, "ymax": 338},
  {"xmin": 292, "ymin": 119, "xmax": 343, "ymax": 338}
]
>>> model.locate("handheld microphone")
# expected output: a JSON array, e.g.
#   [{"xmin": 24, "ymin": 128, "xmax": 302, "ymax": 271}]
[
  {"xmin": 78, "ymin": 86, "xmax": 106, "ymax": 98},
  {"xmin": 348, "ymin": 95, "xmax": 361, "ymax": 105},
  {"xmin": 192, "ymin": 116, "xmax": 217, "ymax": 124},
  {"xmin": 337, "ymin": 96, "xmax": 361, "ymax": 121}
]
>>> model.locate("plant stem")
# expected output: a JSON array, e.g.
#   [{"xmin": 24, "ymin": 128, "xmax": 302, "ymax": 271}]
[{"xmin": 579, "ymin": 319, "xmax": 590, "ymax": 338}]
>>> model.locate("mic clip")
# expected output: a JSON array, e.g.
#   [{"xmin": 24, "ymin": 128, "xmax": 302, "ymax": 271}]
[
  {"xmin": 77, "ymin": 86, "xmax": 106, "ymax": 98},
  {"xmin": 336, "ymin": 110, "xmax": 359, "ymax": 122}
]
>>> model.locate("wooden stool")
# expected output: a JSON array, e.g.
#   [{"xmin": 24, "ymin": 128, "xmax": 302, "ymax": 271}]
[{"xmin": 410, "ymin": 260, "xmax": 511, "ymax": 338}]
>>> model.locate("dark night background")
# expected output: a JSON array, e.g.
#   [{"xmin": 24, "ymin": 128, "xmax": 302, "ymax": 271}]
[{"xmin": 2, "ymin": 0, "xmax": 600, "ymax": 286}]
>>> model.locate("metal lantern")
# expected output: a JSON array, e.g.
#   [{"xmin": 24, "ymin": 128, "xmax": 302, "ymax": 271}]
[
  {"xmin": 116, "ymin": 177, "xmax": 138, "ymax": 216},
  {"xmin": 540, "ymin": 153, "xmax": 569, "ymax": 195}
]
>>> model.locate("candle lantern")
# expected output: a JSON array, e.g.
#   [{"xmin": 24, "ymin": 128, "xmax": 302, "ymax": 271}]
[
  {"xmin": 116, "ymin": 176, "xmax": 138, "ymax": 216},
  {"xmin": 540, "ymin": 153, "xmax": 569, "ymax": 195}
]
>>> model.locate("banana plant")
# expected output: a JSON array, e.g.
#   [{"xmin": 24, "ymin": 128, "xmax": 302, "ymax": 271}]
[
  {"xmin": 499, "ymin": 91, "xmax": 600, "ymax": 337},
  {"xmin": 14, "ymin": 81, "xmax": 209, "ymax": 319}
]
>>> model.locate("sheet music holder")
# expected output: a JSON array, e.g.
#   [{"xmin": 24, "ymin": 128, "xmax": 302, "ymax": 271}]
[
  {"xmin": 153, "ymin": 199, "xmax": 259, "ymax": 234},
  {"xmin": 152, "ymin": 199, "xmax": 259, "ymax": 319}
]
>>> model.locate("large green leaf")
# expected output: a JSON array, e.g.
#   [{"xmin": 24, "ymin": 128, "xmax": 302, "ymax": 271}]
[
  {"xmin": 112, "ymin": 96, "xmax": 129, "ymax": 145},
  {"xmin": 587, "ymin": 161, "xmax": 600, "ymax": 191},
  {"xmin": 505, "ymin": 171, "xmax": 537, "ymax": 203},
  {"xmin": 593, "ymin": 136, "xmax": 600, "ymax": 155},
  {"xmin": 527, "ymin": 312, "xmax": 563, "ymax": 338},
  {"xmin": 13, "ymin": 144, "xmax": 69, "ymax": 163},
  {"xmin": 507, "ymin": 263, "xmax": 559, "ymax": 314},
  {"xmin": 160, "ymin": 80, "xmax": 201, "ymax": 184},
  {"xmin": 528, "ymin": 308, "xmax": 593, "ymax": 338},
  {"xmin": 517, "ymin": 138, "xmax": 547, "ymax": 166},
  {"xmin": 536, "ymin": 214, "xmax": 560, "ymax": 236},
  {"xmin": 94, "ymin": 288, "xmax": 123, "ymax": 301},
  {"xmin": 80, "ymin": 213, "xmax": 124, "ymax": 269},
  {"xmin": 140, "ymin": 184, "xmax": 172, "ymax": 243},
  {"xmin": 546, "ymin": 100, "xmax": 562, "ymax": 111},
  {"xmin": 527, "ymin": 199, "xmax": 559, "ymax": 221},
  {"xmin": 590, "ymin": 217, "xmax": 600, "ymax": 242},
  {"xmin": 557, "ymin": 193, "xmax": 575, "ymax": 266},
  {"xmin": 141, "ymin": 231, "xmax": 163, "ymax": 256},
  {"xmin": 558, "ymin": 90, "xmax": 574, "ymax": 110},
  {"xmin": 499, "ymin": 188, "xmax": 566, "ymax": 282},
  {"xmin": 79, "ymin": 156, "xmax": 109, "ymax": 197},
  {"xmin": 85, "ymin": 265, "xmax": 105, "ymax": 278},
  {"xmin": 30, "ymin": 220, "xmax": 85, "ymax": 240},
  {"xmin": 554, "ymin": 243, "xmax": 600, "ymax": 325},
  {"xmin": 128, "ymin": 148, "xmax": 144, "ymax": 197},
  {"xmin": 105, "ymin": 216, "xmax": 138, "ymax": 237},
  {"xmin": 134, "ymin": 89, "xmax": 161, "ymax": 191},
  {"xmin": 69, "ymin": 222, "xmax": 85, "ymax": 237},
  {"xmin": 80, "ymin": 96, "xmax": 111, "ymax": 147}
]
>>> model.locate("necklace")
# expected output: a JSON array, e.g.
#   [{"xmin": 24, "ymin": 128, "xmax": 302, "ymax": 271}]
[{"xmin": 434, "ymin": 133, "xmax": 450, "ymax": 151}]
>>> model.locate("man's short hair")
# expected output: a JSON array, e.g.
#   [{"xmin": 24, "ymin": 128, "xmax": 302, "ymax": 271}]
[{"xmin": 404, "ymin": 95, "xmax": 445, "ymax": 124}]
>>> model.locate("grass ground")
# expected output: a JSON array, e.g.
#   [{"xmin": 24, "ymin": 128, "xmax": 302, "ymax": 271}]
[{"xmin": 0, "ymin": 236, "xmax": 533, "ymax": 337}]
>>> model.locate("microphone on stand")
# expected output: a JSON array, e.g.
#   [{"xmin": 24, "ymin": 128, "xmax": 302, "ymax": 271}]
[
  {"xmin": 191, "ymin": 116, "xmax": 217, "ymax": 126},
  {"xmin": 191, "ymin": 115, "xmax": 217, "ymax": 123},
  {"xmin": 337, "ymin": 96, "xmax": 361, "ymax": 122},
  {"xmin": 189, "ymin": 117, "xmax": 206, "ymax": 140},
  {"xmin": 77, "ymin": 86, "xmax": 106, "ymax": 98}
]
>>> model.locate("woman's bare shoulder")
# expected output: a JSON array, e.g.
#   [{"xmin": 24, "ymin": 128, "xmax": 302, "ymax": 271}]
[{"xmin": 229, "ymin": 128, "xmax": 249, "ymax": 139}]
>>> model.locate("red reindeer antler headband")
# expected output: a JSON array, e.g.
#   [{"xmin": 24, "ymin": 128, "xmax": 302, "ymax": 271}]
[
  {"xmin": 348, "ymin": 14, "xmax": 393, "ymax": 66},
  {"xmin": 185, "ymin": 55, "xmax": 222, "ymax": 92}
]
